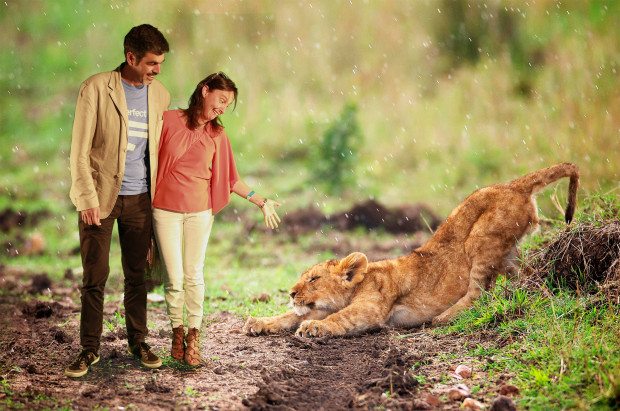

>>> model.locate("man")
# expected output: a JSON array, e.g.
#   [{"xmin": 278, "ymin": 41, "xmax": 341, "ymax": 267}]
[{"xmin": 65, "ymin": 24, "xmax": 170, "ymax": 378}]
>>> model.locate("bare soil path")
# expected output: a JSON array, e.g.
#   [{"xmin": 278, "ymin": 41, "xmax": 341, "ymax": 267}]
[{"xmin": 0, "ymin": 279, "xmax": 515, "ymax": 410}]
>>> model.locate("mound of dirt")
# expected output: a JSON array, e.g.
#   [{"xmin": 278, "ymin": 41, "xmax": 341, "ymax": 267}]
[
  {"xmin": 332, "ymin": 200, "xmax": 442, "ymax": 234},
  {"xmin": 281, "ymin": 199, "xmax": 442, "ymax": 237},
  {"xmin": 21, "ymin": 300, "xmax": 66, "ymax": 319},
  {"xmin": 279, "ymin": 205, "xmax": 329, "ymax": 237},
  {"xmin": 522, "ymin": 221, "xmax": 620, "ymax": 301},
  {"xmin": 29, "ymin": 273, "xmax": 52, "ymax": 294},
  {"xmin": 0, "ymin": 208, "xmax": 49, "ymax": 233}
]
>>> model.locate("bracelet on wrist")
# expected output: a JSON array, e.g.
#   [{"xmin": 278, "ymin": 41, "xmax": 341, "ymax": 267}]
[{"xmin": 246, "ymin": 190, "xmax": 255, "ymax": 200}]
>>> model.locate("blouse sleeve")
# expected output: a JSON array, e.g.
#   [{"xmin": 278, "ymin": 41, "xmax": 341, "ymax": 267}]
[{"xmin": 210, "ymin": 131, "xmax": 240, "ymax": 214}]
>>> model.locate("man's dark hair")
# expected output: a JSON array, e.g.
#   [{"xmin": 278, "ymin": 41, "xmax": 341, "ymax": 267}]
[{"xmin": 123, "ymin": 24, "xmax": 169, "ymax": 62}]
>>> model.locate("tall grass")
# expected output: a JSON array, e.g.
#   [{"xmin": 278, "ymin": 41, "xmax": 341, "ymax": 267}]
[{"xmin": 1, "ymin": 1, "xmax": 619, "ymax": 217}]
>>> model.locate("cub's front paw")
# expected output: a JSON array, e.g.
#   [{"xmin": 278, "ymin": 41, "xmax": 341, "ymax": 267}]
[
  {"xmin": 295, "ymin": 320, "xmax": 334, "ymax": 338},
  {"xmin": 431, "ymin": 313, "xmax": 452, "ymax": 326},
  {"xmin": 243, "ymin": 317, "xmax": 278, "ymax": 336}
]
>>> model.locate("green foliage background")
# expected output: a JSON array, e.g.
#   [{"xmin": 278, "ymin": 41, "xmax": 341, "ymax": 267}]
[{"xmin": 1, "ymin": 0, "xmax": 619, "ymax": 216}]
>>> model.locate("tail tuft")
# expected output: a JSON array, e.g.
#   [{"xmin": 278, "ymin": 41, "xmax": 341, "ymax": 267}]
[{"xmin": 565, "ymin": 171, "xmax": 579, "ymax": 224}]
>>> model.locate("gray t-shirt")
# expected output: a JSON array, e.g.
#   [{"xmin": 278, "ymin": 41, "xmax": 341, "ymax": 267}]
[{"xmin": 120, "ymin": 80, "xmax": 149, "ymax": 195}]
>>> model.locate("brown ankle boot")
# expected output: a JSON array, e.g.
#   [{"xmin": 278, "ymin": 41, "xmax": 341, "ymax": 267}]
[
  {"xmin": 184, "ymin": 328, "xmax": 202, "ymax": 366},
  {"xmin": 171, "ymin": 326, "xmax": 185, "ymax": 361}
]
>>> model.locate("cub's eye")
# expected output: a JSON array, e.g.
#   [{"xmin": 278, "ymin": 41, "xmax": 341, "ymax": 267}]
[{"xmin": 308, "ymin": 276, "xmax": 319, "ymax": 283}]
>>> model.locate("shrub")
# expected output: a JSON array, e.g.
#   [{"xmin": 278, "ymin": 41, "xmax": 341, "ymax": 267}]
[{"xmin": 311, "ymin": 102, "xmax": 362, "ymax": 194}]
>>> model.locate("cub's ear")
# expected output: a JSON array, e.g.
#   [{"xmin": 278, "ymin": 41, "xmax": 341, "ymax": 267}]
[{"xmin": 338, "ymin": 252, "xmax": 368, "ymax": 286}]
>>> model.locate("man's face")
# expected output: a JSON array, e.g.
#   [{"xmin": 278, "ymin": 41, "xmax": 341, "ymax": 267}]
[{"xmin": 126, "ymin": 51, "xmax": 165, "ymax": 85}]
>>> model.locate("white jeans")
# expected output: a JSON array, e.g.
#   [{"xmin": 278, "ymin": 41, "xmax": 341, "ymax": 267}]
[{"xmin": 152, "ymin": 208, "xmax": 214, "ymax": 329}]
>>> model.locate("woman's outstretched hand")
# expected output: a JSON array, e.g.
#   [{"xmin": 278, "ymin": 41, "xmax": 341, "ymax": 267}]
[{"xmin": 261, "ymin": 199, "xmax": 281, "ymax": 229}]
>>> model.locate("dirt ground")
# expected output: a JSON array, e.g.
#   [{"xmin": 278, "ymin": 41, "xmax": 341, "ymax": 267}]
[
  {"xmin": 0, "ymin": 204, "xmax": 520, "ymax": 410},
  {"xmin": 0, "ymin": 270, "xmax": 518, "ymax": 410}
]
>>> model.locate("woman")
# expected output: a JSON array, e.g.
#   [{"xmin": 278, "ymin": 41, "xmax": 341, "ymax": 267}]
[{"xmin": 152, "ymin": 72, "xmax": 280, "ymax": 366}]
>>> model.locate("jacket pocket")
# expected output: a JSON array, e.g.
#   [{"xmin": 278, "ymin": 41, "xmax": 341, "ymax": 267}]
[{"xmin": 91, "ymin": 170, "xmax": 99, "ymax": 188}]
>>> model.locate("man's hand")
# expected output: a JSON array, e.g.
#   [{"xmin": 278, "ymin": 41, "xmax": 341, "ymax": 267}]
[
  {"xmin": 80, "ymin": 207, "xmax": 101, "ymax": 226},
  {"xmin": 261, "ymin": 199, "xmax": 281, "ymax": 229}
]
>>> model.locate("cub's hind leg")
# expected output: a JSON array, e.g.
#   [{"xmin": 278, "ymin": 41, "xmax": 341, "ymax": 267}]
[
  {"xmin": 500, "ymin": 245, "xmax": 520, "ymax": 280},
  {"xmin": 485, "ymin": 245, "xmax": 520, "ymax": 291},
  {"xmin": 431, "ymin": 259, "xmax": 495, "ymax": 325},
  {"xmin": 432, "ymin": 232, "xmax": 516, "ymax": 324}
]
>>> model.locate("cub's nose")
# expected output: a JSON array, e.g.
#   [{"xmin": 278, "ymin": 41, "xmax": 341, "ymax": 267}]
[{"xmin": 289, "ymin": 291, "xmax": 297, "ymax": 299}]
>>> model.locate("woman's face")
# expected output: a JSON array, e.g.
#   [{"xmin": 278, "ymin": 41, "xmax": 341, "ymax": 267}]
[{"xmin": 201, "ymin": 86, "xmax": 234, "ymax": 122}]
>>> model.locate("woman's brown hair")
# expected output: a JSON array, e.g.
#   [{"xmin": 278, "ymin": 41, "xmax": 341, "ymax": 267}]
[{"xmin": 183, "ymin": 72, "xmax": 238, "ymax": 131}]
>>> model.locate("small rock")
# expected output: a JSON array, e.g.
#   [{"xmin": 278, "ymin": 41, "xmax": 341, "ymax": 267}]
[
  {"xmin": 52, "ymin": 328, "xmax": 71, "ymax": 344},
  {"xmin": 498, "ymin": 384, "xmax": 520, "ymax": 396},
  {"xmin": 455, "ymin": 364, "xmax": 472, "ymax": 378},
  {"xmin": 251, "ymin": 292, "xmax": 271, "ymax": 303},
  {"xmin": 147, "ymin": 292, "xmax": 165, "ymax": 303},
  {"xmin": 144, "ymin": 381, "xmax": 172, "ymax": 393},
  {"xmin": 448, "ymin": 384, "xmax": 470, "ymax": 401},
  {"xmin": 420, "ymin": 393, "xmax": 441, "ymax": 407},
  {"xmin": 212, "ymin": 366, "xmax": 225, "ymax": 375},
  {"xmin": 81, "ymin": 388, "xmax": 97, "ymax": 398},
  {"xmin": 23, "ymin": 232, "xmax": 46, "ymax": 255},
  {"xmin": 412, "ymin": 399, "xmax": 431, "ymax": 409},
  {"xmin": 463, "ymin": 398, "xmax": 485, "ymax": 410},
  {"xmin": 490, "ymin": 395, "xmax": 517, "ymax": 411}
]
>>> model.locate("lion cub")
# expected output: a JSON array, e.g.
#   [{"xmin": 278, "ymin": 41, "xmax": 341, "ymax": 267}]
[{"xmin": 244, "ymin": 163, "xmax": 579, "ymax": 338}]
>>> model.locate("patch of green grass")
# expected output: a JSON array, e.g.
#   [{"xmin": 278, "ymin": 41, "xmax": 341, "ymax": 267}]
[
  {"xmin": 0, "ymin": 379, "xmax": 13, "ymax": 397},
  {"xmin": 413, "ymin": 374, "xmax": 427, "ymax": 385},
  {"xmin": 184, "ymin": 386, "xmax": 198, "ymax": 398},
  {"xmin": 161, "ymin": 356, "xmax": 197, "ymax": 372},
  {"xmin": 103, "ymin": 311, "xmax": 126, "ymax": 333},
  {"xmin": 436, "ymin": 278, "xmax": 620, "ymax": 410},
  {"xmin": 574, "ymin": 190, "xmax": 620, "ymax": 224}
]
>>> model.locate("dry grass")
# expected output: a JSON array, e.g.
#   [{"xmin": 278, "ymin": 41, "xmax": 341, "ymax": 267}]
[{"xmin": 521, "ymin": 221, "xmax": 620, "ymax": 303}]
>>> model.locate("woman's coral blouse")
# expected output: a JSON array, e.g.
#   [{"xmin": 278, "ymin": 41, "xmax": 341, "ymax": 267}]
[{"xmin": 152, "ymin": 110, "xmax": 239, "ymax": 214}]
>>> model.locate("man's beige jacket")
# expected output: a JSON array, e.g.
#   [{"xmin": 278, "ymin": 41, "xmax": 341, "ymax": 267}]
[{"xmin": 69, "ymin": 66, "xmax": 170, "ymax": 219}]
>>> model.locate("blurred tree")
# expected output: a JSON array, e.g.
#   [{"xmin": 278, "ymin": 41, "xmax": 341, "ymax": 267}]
[{"xmin": 434, "ymin": 0, "xmax": 543, "ymax": 96}]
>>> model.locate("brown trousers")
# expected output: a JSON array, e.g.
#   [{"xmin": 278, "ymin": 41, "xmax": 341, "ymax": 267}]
[{"xmin": 78, "ymin": 193, "xmax": 151, "ymax": 353}]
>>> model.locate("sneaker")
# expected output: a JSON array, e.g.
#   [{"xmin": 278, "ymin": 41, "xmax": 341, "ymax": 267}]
[
  {"xmin": 127, "ymin": 342, "xmax": 162, "ymax": 369},
  {"xmin": 64, "ymin": 350, "xmax": 100, "ymax": 378}
]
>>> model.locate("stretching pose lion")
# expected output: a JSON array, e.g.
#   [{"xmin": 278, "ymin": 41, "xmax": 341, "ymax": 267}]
[{"xmin": 243, "ymin": 163, "xmax": 579, "ymax": 337}]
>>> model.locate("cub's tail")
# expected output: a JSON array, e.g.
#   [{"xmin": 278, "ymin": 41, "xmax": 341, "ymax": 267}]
[{"xmin": 511, "ymin": 162, "xmax": 579, "ymax": 224}]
